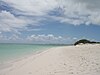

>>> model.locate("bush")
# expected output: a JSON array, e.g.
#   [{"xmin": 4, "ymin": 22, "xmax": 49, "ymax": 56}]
[{"xmin": 74, "ymin": 39, "xmax": 91, "ymax": 45}]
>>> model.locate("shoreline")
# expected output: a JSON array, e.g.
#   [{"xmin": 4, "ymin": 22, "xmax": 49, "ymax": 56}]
[
  {"xmin": 0, "ymin": 44, "xmax": 100, "ymax": 75},
  {"xmin": 0, "ymin": 44, "xmax": 67, "ymax": 64},
  {"xmin": 0, "ymin": 46, "xmax": 59, "ymax": 70}
]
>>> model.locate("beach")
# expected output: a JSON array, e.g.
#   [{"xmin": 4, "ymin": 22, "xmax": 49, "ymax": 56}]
[{"xmin": 0, "ymin": 44, "xmax": 100, "ymax": 75}]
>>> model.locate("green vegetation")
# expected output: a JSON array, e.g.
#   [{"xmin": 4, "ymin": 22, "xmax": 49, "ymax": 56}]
[{"xmin": 74, "ymin": 39, "xmax": 100, "ymax": 45}]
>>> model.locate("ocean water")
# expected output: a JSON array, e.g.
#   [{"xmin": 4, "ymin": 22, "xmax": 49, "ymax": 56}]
[{"xmin": 0, "ymin": 44, "xmax": 65, "ymax": 63}]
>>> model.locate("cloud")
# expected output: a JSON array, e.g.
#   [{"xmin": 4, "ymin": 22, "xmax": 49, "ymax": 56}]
[
  {"xmin": 0, "ymin": 10, "xmax": 41, "ymax": 33},
  {"xmin": 0, "ymin": 0, "xmax": 100, "ymax": 35},
  {"xmin": 0, "ymin": 33, "xmax": 21, "ymax": 41},
  {"xmin": 0, "ymin": 32, "xmax": 80, "ymax": 44},
  {"xmin": 0, "ymin": 33, "xmax": 69, "ymax": 44},
  {"xmin": 0, "ymin": 11, "xmax": 26, "ymax": 32},
  {"xmin": 1, "ymin": 0, "xmax": 100, "ymax": 31},
  {"xmin": 26, "ymin": 34, "xmax": 72, "ymax": 44},
  {"xmin": 27, "ymin": 34, "xmax": 64, "ymax": 42},
  {"xmin": 26, "ymin": 28, "xmax": 43, "ymax": 32},
  {"xmin": 73, "ymin": 0, "xmax": 100, "ymax": 11},
  {"xmin": 48, "ymin": 0, "xmax": 100, "ymax": 25},
  {"xmin": 8, "ymin": 34, "xmax": 22, "ymax": 41},
  {"xmin": 2, "ymin": 0, "xmax": 58, "ymax": 16}
]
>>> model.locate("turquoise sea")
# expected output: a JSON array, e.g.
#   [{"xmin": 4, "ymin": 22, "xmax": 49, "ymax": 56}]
[{"xmin": 0, "ymin": 44, "xmax": 66, "ymax": 63}]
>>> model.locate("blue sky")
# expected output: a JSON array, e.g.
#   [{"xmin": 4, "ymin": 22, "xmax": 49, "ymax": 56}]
[{"xmin": 0, "ymin": 0, "xmax": 100, "ymax": 44}]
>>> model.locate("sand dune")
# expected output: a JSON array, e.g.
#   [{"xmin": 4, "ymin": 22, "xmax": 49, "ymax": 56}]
[{"xmin": 0, "ymin": 44, "xmax": 100, "ymax": 75}]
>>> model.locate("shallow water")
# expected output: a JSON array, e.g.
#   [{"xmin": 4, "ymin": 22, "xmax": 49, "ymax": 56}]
[
  {"xmin": 0, "ymin": 44, "xmax": 66, "ymax": 63},
  {"xmin": 0, "ymin": 44, "xmax": 67, "ymax": 63}
]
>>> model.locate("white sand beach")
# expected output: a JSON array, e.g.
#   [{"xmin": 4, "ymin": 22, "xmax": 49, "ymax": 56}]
[{"xmin": 0, "ymin": 44, "xmax": 100, "ymax": 75}]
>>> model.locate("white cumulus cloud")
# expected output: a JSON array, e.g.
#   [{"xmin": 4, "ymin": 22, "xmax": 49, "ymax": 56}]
[
  {"xmin": 0, "ymin": 33, "xmax": 69, "ymax": 44},
  {"xmin": 26, "ymin": 34, "xmax": 66, "ymax": 44}
]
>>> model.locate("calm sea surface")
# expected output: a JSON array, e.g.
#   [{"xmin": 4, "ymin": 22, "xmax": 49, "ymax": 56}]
[{"xmin": 0, "ymin": 44, "xmax": 66, "ymax": 63}]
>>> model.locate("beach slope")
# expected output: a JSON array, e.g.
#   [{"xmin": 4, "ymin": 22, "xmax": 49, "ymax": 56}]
[{"xmin": 0, "ymin": 44, "xmax": 100, "ymax": 75}]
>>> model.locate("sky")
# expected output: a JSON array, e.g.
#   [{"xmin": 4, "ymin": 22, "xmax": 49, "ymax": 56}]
[{"xmin": 0, "ymin": 0, "xmax": 100, "ymax": 44}]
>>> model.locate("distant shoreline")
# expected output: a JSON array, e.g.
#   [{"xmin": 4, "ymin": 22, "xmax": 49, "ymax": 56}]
[{"xmin": 0, "ymin": 43, "xmax": 72, "ymax": 45}]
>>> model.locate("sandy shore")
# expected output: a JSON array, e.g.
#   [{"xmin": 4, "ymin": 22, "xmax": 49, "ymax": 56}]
[{"xmin": 0, "ymin": 44, "xmax": 100, "ymax": 75}]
